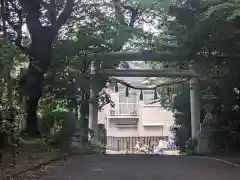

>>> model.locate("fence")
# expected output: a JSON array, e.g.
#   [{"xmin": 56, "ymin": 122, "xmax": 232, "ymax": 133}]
[
  {"xmin": 108, "ymin": 103, "xmax": 138, "ymax": 116},
  {"xmin": 106, "ymin": 136, "xmax": 169, "ymax": 152}
]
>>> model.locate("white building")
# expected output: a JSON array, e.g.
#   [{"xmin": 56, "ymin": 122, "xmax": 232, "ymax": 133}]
[{"xmin": 97, "ymin": 65, "xmax": 174, "ymax": 151}]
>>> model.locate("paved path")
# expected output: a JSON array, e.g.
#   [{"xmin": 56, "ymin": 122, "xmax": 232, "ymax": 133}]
[{"xmin": 41, "ymin": 155, "xmax": 240, "ymax": 180}]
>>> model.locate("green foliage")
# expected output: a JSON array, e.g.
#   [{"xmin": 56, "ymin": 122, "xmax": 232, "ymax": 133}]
[
  {"xmin": 170, "ymin": 85, "xmax": 191, "ymax": 152},
  {"xmin": 171, "ymin": 126, "xmax": 189, "ymax": 153},
  {"xmin": 185, "ymin": 138, "xmax": 198, "ymax": 155},
  {"xmin": 35, "ymin": 0, "xmax": 166, "ymax": 130},
  {"xmin": 206, "ymin": 108, "xmax": 240, "ymax": 153},
  {"xmin": 0, "ymin": 109, "xmax": 21, "ymax": 152},
  {"xmin": 39, "ymin": 110, "xmax": 65, "ymax": 136},
  {"xmin": 151, "ymin": 0, "xmax": 240, "ymax": 154},
  {"xmin": 1, "ymin": 0, "xmax": 170, "ymax": 137},
  {"xmin": 39, "ymin": 110, "xmax": 76, "ymax": 151},
  {"xmin": 0, "ymin": 40, "xmax": 23, "ymax": 77},
  {"xmin": 202, "ymin": 0, "xmax": 240, "ymax": 21},
  {"xmin": 71, "ymin": 144, "xmax": 105, "ymax": 155}
]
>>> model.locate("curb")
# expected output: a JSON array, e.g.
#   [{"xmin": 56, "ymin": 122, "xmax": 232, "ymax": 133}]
[{"xmin": 197, "ymin": 156, "xmax": 240, "ymax": 168}]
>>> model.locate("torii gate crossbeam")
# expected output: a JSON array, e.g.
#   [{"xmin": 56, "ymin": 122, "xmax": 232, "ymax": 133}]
[
  {"xmin": 98, "ymin": 69, "xmax": 198, "ymax": 77},
  {"xmin": 88, "ymin": 51, "xmax": 180, "ymax": 61}
]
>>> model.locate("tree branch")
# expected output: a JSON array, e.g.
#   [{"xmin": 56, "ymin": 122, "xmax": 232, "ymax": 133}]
[
  {"xmin": 9, "ymin": 0, "xmax": 21, "ymax": 14},
  {"xmin": 113, "ymin": 0, "xmax": 126, "ymax": 25},
  {"xmin": 122, "ymin": 4, "xmax": 139, "ymax": 27},
  {"xmin": 15, "ymin": 43, "xmax": 32, "ymax": 59},
  {"xmin": 19, "ymin": 0, "xmax": 43, "ymax": 35},
  {"xmin": 1, "ymin": 0, "xmax": 7, "ymax": 39},
  {"xmin": 5, "ymin": 1, "xmax": 30, "ymax": 57},
  {"xmin": 49, "ymin": 0, "xmax": 57, "ymax": 24},
  {"xmin": 52, "ymin": 0, "xmax": 74, "ymax": 33},
  {"xmin": 111, "ymin": 1, "xmax": 138, "ymax": 52},
  {"xmin": 41, "ymin": 0, "xmax": 57, "ymax": 25}
]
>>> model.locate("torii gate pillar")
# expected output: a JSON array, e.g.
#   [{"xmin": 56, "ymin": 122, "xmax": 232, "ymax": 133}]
[
  {"xmin": 89, "ymin": 61, "xmax": 99, "ymax": 143},
  {"xmin": 190, "ymin": 77, "xmax": 201, "ymax": 138}
]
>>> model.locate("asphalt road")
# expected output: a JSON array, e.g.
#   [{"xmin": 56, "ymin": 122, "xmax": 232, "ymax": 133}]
[{"xmin": 41, "ymin": 155, "xmax": 240, "ymax": 180}]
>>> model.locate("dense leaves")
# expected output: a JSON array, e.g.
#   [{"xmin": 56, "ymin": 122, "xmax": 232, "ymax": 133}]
[
  {"xmin": 2, "ymin": 0, "xmax": 240, "ymax": 154},
  {"xmin": 0, "ymin": 0, "xmax": 167, "ymax": 140},
  {"xmin": 150, "ymin": 0, "xmax": 240, "ymax": 153}
]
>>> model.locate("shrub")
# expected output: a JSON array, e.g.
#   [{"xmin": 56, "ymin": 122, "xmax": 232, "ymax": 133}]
[
  {"xmin": 185, "ymin": 138, "xmax": 198, "ymax": 155},
  {"xmin": 171, "ymin": 125, "xmax": 190, "ymax": 153},
  {"xmin": 39, "ymin": 110, "xmax": 63, "ymax": 136},
  {"xmin": 71, "ymin": 144, "xmax": 105, "ymax": 155},
  {"xmin": 39, "ymin": 110, "xmax": 76, "ymax": 151}
]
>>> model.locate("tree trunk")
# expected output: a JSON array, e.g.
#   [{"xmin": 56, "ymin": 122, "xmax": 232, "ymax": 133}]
[
  {"xmin": 18, "ymin": 0, "xmax": 74, "ymax": 136},
  {"xmin": 24, "ymin": 66, "xmax": 44, "ymax": 136},
  {"xmin": 6, "ymin": 72, "xmax": 13, "ymax": 107},
  {"xmin": 79, "ymin": 57, "xmax": 91, "ymax": 144},
  {"xmin": 74, "ymin": 105, "xmax": 79, "ymax": 120},
  {"xmin": 25, "ymin": 97, "xmax": 40, "ymax": 136},
  {"xmin": 24, "ymin": 36, "xmax": 52, "ymax": 136},
  {"xmin": 80, "ymin": 89, "xmax": 90, "ymax": 144}
]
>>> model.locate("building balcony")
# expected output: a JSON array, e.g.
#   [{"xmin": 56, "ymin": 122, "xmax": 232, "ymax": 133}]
[{"xmin": 107, "ymin": 103, "xmax": 139, "ymax": 118}]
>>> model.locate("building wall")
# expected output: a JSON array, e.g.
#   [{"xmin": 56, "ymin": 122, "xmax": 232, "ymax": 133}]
[
  {"xmin": 139, "ymin": 104, "xmax": 173, "ymax": 137},
  {"xmin": 107, "ymin": 118, "xmax": 138, "ymax": 137},
  {"xmin": 98, "ymin": 88, "xmax": 174, "ymax": 139},
  {"xmin": 107, "ymin": 127, "xmax": 138, "ymax": 137}
]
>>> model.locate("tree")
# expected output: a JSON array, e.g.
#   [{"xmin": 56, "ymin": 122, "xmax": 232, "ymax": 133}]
[
  {"xmin": 170, "ymin": 85, "xmax": 191, "ymax": 152},
  {"xmin": 150, "ymin": 0, "xmax": 240, "ymax": 153},
  {"xmin": 0, "ymin": 0, "xmax": 75, "ymax": 135},
  {"xmin": 1, "ymin": 0, "xmax": 172, "ymax": 138},
  {"xmin": 19, "ymin": 0, "xmax": 75, "ymax": 136}
]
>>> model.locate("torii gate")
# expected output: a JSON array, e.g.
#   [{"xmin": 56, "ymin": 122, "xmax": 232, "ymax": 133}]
[{"xmin": 87, "ymin": 51, "xmax": 201, "ymax": 141}]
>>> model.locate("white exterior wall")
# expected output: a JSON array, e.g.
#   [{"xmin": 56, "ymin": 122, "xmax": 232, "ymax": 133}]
[
  {"xmin": 98, "ymin": 88, "xmax": 174, "ymax": 139},
  {"xmin": 139, "ymin": 104, "xmax": 173, "ymax": 137}
]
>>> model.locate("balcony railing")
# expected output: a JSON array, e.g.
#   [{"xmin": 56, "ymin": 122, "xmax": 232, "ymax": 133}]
[{"xmin": 108, "ymin": 103, "xmax": 138, "ymax": 116}]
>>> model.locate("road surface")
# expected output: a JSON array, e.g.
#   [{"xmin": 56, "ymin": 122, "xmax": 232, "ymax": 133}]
[{"xmin": 41, "ymin": 155, "xmax": 240, "ymax": 180}]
